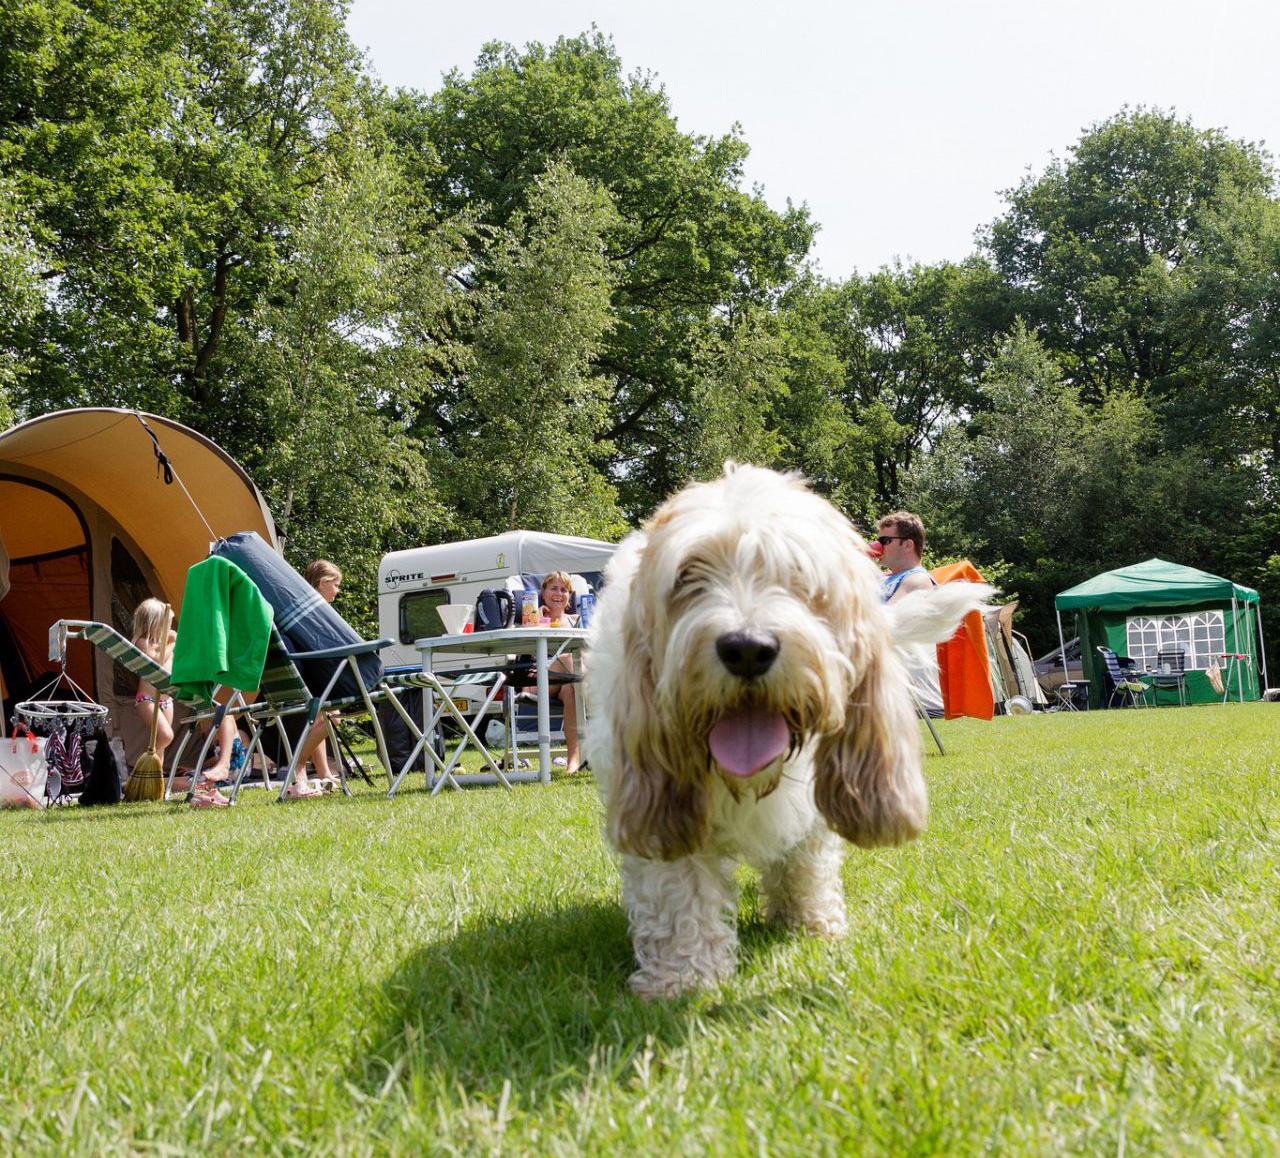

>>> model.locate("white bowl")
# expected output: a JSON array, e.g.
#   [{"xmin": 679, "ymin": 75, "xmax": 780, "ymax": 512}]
[{"xmin": 1006, "ymin": 695, "xmax": 1032, "ymax": 716}]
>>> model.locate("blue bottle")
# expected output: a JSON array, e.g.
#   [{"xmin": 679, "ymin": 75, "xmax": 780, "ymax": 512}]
[{"xmin": 577, "ymin": 591, "xmax": 596, "ymax": 629}]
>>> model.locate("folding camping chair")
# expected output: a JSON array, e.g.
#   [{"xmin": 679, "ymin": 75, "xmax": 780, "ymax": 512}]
[
  {"xmin": 383, "ymin": 656, "xmax": 583, "ymax": 797},
  {"xmin": 48, "ymin": 620, "xmax": 269, "ymax": 796},
  {"xmin": 262, "ymin": 629, "xmax": 533, "ymax": 799},
  {"xmin": 1148, "ymin": 648, "xmax": 1188, "ymax": 707},
  {"xmin": 1097, "ymin": 646, "xmax": 1150, "ymax": 708},
  {"xmin": 200, "ymin": 533, "xmax": 526, "ymax": 799}
]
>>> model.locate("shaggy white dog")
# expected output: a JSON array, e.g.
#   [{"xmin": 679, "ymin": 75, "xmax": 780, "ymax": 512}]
[{"xmin": 585, "ymin": 464, "xmax": 989, "ymax": 998}]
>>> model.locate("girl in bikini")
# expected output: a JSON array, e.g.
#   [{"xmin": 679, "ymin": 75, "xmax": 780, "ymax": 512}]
[{"xmin": 132, "ymin": 598, "xmax": 177, "ymax": 772}]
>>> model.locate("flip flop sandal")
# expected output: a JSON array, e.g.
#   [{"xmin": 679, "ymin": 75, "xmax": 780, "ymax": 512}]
[
  {"xmin": 189, "ymin": 788, "xmax": 230, "ymax": 809},
  {"xmin": 286, "ymin": 781, "xmax": 323, "ymax": 799}
]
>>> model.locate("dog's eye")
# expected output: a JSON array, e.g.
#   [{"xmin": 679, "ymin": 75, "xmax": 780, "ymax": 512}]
[{"xmin": 673, "ymin": 564, "xmax": 704, "ymax": 596}]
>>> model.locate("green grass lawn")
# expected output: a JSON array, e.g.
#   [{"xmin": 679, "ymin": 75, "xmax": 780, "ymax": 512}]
[{"xmin": 2, "ymin": 704, "xmax": 1278, "ymax": 1156}]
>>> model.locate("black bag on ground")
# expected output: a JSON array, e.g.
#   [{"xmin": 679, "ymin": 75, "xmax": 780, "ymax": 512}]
[{"xmin": 77, "ymin": 730, "xmax": 124, "ymax": 805}]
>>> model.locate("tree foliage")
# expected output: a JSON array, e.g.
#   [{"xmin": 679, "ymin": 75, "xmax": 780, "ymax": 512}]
[
  {"xmin": 906, "ymin": 323, "xmax": 1246, "ymax": 644},
  {"xmin": 389, "ymin": 30, "xmax": 815, "ymax": 517},
  {"xmin": 2, "ymin": 13, "xmax": 1278, "ymax": 665},
  {"xmin": 1, "ymin": 0, "xmax": 373, "ymax": 419},
  {"xmin": 431, "ymin": 160, "xmax": 625, "ymax": 539},
  {"xmin": 985, "ymin": 108, "xmax": 1276, "ymax": 442}
]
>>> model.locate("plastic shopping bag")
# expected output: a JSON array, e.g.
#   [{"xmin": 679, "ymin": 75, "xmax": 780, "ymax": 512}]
[{"xmin": 1, "ymin": 727, "xmax": 48, "ymax": 808}]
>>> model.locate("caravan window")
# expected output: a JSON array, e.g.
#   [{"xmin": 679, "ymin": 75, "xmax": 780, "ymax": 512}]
[
  {"xmin": 1126, "ymin": 611, "xmax": 1224, "ymax": 670},
  {"xmin": 399, "ymin": 589, "xmax": 451, "ymax": 644}
]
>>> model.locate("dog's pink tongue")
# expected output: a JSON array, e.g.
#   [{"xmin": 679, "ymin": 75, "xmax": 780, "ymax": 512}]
[{"xmin": 708, "ymin": 710, "xmax": 790, "ymax": 778}]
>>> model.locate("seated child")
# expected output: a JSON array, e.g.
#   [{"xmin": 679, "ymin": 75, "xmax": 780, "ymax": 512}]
[{"xmin": 132, "ymin": 597, "xmax": 176, "ymax": 773}]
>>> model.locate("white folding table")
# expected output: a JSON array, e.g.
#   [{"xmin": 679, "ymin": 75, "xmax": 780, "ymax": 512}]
[{"xmin": 399, "ymin": 626, "xmax": 588, "ymax": 795}]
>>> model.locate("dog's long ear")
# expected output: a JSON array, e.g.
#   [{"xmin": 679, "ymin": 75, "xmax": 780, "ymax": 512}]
[
  {"xmin": 605, "ymin": 593, "xmax": 710, "ymax": 862},
  {"xmin": 812, "ymin": 629, "xmax": 927, "ymax": 848}
]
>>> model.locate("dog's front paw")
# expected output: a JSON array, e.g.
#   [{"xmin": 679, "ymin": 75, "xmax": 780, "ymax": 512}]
[
  {"xmin": 629, "ymin": 958, "xmax": 734, "ymax": 1000},
  {"xmin": 765, "ymin": 899, "xmax": 848, "ymax": 938},
  {"xmin": 799, "ymin": 909, "xmax": 848, "ymax": 938}
]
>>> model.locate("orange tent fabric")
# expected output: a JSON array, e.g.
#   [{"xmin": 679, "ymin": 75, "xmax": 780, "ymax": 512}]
[{"xmin": 930, "ymin": 561, "xmax": 994, "ymax": 720}]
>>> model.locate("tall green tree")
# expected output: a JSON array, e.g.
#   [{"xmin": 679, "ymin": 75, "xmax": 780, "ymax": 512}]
[
  {"xmin": 770, "ymin": 277, "xmax": 878, "ymax": 516},
  {"xmin": 780, "ymin": 259, "xmax": 1002, "ymax": 511},
  {"xmin": 906, "ymin": 323, "xmax": 1242, "ymax": 648},
  {"xmin": 1, "ymin": 0, "xmax": 374, "ymax": 421},
  {"xmin": 387, "ymin": 30, "xmax": 814, "ymax": 517},
  {"xmin": 981, "ymin": 108, "xmax": 1280, "ymax": 663},
  {"xmin": 432, "ymin": 160, "xmax": 625, "ymax": 539},
  {"xmin": 984, "ymin": 108, "xmax": 1277, "ymax": 437},
  {"xmin": 0, "ymin": 174, "xmax": 42, "ymax": 409},
  {"xmin": 237, "ymin": 148, "xmax": 455, "ymax": 624}
]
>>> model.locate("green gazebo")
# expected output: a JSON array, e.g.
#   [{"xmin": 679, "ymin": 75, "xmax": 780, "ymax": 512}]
[{"xmin": 1054, "ymin": 558, "xmax": 1267, "ymax": 707}]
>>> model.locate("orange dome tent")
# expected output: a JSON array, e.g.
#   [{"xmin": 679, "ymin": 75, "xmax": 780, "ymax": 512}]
[{"xmin": 0, "ymin": 408, "xmax": 276, "ymax": 754}]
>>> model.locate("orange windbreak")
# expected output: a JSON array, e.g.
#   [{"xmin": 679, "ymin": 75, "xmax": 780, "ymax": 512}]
[{"xmin": 929, "ymin": 561, "xmax": 994, "ymax": 721}]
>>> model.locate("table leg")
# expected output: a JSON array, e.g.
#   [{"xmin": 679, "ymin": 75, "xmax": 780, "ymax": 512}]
[
  {"xmin": 573, "ymin": 648, "xmax": 587, "ymax": 764},
  {"xmin": 536, "ymin": 636, "xmax": 551, "ymax": 784}
]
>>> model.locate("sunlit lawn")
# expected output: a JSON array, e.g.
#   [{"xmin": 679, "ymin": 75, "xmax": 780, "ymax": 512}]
[{"xmin": 1, "ymin": 703, "xmax": 1278, "ymax": 1155}]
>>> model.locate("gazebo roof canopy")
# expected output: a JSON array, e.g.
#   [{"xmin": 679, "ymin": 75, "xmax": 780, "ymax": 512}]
[{"xmin": 1056, "ymin": 558, "xmax": 1258, "ymax": 612}]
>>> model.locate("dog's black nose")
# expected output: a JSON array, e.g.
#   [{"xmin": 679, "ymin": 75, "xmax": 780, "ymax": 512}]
[{"xmin": 715, "ymin": 630, "xmax": 780, "ymax": 679}]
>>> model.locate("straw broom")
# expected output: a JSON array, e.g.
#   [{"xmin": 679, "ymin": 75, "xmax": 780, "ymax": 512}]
[{"xmin": 124, "ymin": 605, "xmax": 171, "ymax": 802}]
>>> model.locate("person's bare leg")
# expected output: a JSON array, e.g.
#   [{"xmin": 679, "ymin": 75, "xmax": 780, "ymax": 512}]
[
  {"xmin": 311, "ymin": 738, "xmax": 334, "ymax": 781},
  {"xmin": 134, "ymin": 700, "xmax": 174, "ymax": 762},
  {"xmin": 200, "ymin": 714, "xmax": 237, "ymax": 783},
  {"xmin": 548, "ymin": 655, "xmax": 580, "ymax": 774},
  {"xmin": 289, "ymin": 719, "xmax": 329, "ymax": 793},
  {"xmin": 154, "ymin": 704, "xmax": 174, "ymax": 764},
  {"xmin": 559, "ymin": 681, "xmax": 580, "ymax": 775}
]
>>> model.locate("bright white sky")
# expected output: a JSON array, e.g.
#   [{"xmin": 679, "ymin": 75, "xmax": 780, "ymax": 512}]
[{"xmin": 346, "ymin": 0, "xmax": 1277, "ymax": 278}]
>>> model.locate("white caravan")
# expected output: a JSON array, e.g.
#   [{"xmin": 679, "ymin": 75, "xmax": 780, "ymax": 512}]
[{"xmin": 377, "ymin": 530, "xmax": 616, "ymax": 671}]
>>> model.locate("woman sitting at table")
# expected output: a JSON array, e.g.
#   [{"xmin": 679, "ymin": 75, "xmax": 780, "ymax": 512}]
[{"xmin": 529, "ymin": 570, "xmax": 581, "ymax": 775}]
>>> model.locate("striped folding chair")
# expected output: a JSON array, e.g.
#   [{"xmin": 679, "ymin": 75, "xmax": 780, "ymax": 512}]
[{"xmin": 48, "ymin": 620, "xmax": 264, "ymax": 797}]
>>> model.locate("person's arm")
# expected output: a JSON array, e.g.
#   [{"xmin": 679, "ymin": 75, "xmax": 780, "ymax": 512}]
[{"xmin": 887, "ymin": 571, "xmax": 933, "ymax": 603}]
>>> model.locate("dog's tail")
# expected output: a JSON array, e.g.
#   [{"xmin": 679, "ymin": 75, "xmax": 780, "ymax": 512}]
[{"xmin": 884, "ymin": 581, "xmax": 997, "ymax": 647}]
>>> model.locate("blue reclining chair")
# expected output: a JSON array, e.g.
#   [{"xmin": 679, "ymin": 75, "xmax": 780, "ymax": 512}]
[
  {"xmin": 1097, "ymin": 646, "xmax": 1150, "ymax": 708},
  {"xmin": 212, "ymin": 533, "xmax": 523, "ymax": 799}
]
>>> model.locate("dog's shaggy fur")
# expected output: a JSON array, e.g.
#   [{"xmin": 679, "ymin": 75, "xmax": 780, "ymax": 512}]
[{"xmin": 585, "ymin": 464, "xmax": 988, "ymax": 998}]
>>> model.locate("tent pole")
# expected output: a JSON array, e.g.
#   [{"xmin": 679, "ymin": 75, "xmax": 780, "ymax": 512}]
[
  {"xmin": 1055, "ymin": 609, "xmax": 1072, "ymax": 706},
  {"xmin": 1230, "ymin": 594, "xmax": 1244, "ymax": 703},
  {"xmin": 1256, "ymin": 602, "xmax": 1269, "ymax": 692}
]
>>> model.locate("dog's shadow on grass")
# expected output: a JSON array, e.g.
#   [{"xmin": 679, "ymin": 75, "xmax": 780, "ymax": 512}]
[{"xmin": 355, "ymin": 899, "xmax": 796, "ymax": 1108}]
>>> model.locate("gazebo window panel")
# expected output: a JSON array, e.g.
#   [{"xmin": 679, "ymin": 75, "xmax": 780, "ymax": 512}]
[
  {"xmin": 1125, "ymin": 617, "xmax": 1160, "ymax": 666},
  {"xmin": 1126, "ymin": 612, "xmax": 1223, "ymax": 670}
]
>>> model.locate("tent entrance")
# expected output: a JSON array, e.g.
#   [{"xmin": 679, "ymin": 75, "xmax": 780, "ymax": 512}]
[{"xmin": 0, "ymin": 477, "xmax": 94, "ymax": 703}]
